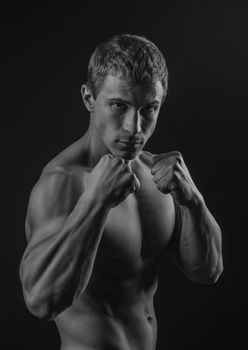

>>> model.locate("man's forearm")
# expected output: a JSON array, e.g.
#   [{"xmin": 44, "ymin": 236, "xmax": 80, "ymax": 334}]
[
  {"xmin": 178, "ymin": 196, "xmax": 223, "ymax": 283},
  {"xmin": 20, "ymin": 188, "xmax": 110, "ymax": 320}
]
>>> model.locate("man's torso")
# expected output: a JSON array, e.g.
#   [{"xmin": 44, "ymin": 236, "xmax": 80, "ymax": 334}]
[{"xmin": 33, "ymin": 137, "xmax": 176, "ymax": 350}]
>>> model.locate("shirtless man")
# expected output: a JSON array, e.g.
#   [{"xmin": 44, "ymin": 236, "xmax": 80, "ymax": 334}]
[{"xmin": 19, "ymin": 34, "xmax": 223, "ymax": 350}]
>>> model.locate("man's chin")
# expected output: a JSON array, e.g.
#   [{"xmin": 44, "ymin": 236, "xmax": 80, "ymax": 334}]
[{"xmin": 110, "ymin": 148, "xmax": 140, "ymax": 160}]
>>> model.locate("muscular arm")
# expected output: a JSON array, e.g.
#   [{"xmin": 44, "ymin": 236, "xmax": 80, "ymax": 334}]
[
  {"xmin": 167, "ymin": 196, "xmax": 223, "ymax": 284},
  {"xmin": 19, "ymin": 168, "xmax": 110, "ymax": 320},
  {"xmin": 151, "ymin": 152, "xmax": 223, "ymax": 284}
]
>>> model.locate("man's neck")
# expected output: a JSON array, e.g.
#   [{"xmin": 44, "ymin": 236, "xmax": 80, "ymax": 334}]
[
  {"xmin": 82, "ymin": 124, "xmax": 133, "ymax": 169},
  {"xmin": 82, "ymin": 128, "xmax": 107, "ymax": 169}
]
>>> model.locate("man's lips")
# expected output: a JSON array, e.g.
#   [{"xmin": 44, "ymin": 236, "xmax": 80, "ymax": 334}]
[{"xmin": 117, "ymin": 139, "xmax": 143, "ymax": 145}]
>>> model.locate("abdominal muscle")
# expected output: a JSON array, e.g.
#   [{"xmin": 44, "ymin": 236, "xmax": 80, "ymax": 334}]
[{"xmin": 55, "ymin": 275, "xmax": 158, "ymax": 350}]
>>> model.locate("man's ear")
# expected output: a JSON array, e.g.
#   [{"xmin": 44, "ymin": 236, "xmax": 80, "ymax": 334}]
[{"xmin": 81, "ymin": 84, "xmax": 95, "ymax": 112}]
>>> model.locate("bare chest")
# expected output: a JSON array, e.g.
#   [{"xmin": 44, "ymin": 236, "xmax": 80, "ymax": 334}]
[
  {"xmin": 60, "ymin": 157, "xmax": 176, "ymax": 283},
  {"xmin": 93, "ymin": 180, "xmax": 175, "ymax": 278}
]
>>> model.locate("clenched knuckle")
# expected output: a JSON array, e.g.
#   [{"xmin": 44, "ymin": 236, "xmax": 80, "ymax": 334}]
[
  {"xmin": 174, "ymin": 160, "xmax": 180, "ymax": 168},
  {"xmin": 176, "ymin": 152, "xmax": 183, "ymax": 159},
  {"xmin": 173, "ymin": 172, "xmax": 181, "ymax": 182},
  {"xmin": 154, "ymin": 176, "xmax": 158, "ymax": 184}
]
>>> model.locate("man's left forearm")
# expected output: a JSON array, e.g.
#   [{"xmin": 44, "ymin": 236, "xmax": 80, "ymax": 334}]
[
  {"xmin": 151, "ymin": 151, "xmax": 223, "ymax": 284},
  {"xmin": 179, "ymin": 195, "xmax": 223, "ymax": 284}
]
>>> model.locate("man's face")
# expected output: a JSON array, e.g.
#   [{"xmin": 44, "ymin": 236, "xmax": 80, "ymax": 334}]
[{"xmin": 90, "ymin": 74, "xmax": 165, "ymax": 160}]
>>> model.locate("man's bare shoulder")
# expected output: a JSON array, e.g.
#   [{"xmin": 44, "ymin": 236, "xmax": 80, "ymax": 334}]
[
  {"xmin": 35, "ymin": 136, "xmax": 90, "ymax": 203},
  {"xmin": 26, "ymin": 164, "xmax": 86, "ymax": 241},
  {"xmin": 32, "ymin": 162, "xmax": 87, "ymax": 212},
  {"xmin": 40, "ymin": 136, "xmax": 89, "ymax": 176}
]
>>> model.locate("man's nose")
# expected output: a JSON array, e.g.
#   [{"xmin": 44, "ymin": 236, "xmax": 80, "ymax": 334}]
[{"xmin": 122, "ymin": 112, "xmax": 141, "ymax": 135}]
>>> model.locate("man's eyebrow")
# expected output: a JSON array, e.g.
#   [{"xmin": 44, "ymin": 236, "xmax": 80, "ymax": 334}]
[
  {"xmin": 144, "ymin": 100, "xmax": 160, "ymax": 106},
  {"xmin": 107, "ymin": 98, "xmax": 160, "ymax": 105},
  {"xmin": 108, "ymin": 97, "xmax": 131, "ymax": 104}
]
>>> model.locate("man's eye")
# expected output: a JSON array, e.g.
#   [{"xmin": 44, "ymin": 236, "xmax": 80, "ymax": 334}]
[
  {"xmin": 111, "ymin": 103, "xmax": 127, "ymax": 111},
  {"xmin": 142, "ymin": 105, "xmax": 157, "ymax": 115}
]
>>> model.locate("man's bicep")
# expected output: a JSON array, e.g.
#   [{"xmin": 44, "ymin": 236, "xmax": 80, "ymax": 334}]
[{"xmin": 26, "ymin": 169, "xmax": 75, "ymax": 246}]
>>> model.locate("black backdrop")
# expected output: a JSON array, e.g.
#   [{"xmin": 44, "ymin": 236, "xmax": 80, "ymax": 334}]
[{"xmin": 2, "ymin": 1, "xmax": 247, "ymax": 349}]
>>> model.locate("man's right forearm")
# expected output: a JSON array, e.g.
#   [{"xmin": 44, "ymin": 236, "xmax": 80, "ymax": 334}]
[{"xmin": 20, "ymin": 188, "xmax": 110, "ymax": 320}]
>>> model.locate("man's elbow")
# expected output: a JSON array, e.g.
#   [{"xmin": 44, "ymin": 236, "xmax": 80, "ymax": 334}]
[
  {"xmin": 23, "ymin": 288, "xmax": 59, "ymax": 321},
  {"xmin": 185, "ymin": 261, "xmax": 223, "ymax": 285},
  {"xmin": 206, "ymin": 261, "xmax": 224, "ymax": 284},
  {"xmin": 20, "ymin": 268, "xmax": 55, "ymax": 320}
]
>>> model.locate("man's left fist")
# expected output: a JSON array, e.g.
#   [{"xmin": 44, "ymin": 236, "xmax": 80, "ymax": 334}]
[{"xmin": 151, "ymin": 151, "xmax": 202, "ymax": 205}]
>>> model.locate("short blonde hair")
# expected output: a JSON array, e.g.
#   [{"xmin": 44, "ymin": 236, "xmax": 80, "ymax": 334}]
[{"xmin": 87, "ymin": 34, "xmax": 168, "ymax": 98}]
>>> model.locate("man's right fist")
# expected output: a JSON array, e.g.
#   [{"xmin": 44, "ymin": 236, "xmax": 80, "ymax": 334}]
[{"xmin": 86, "ymin": 154, "xmax": 140, "ymax": 208}]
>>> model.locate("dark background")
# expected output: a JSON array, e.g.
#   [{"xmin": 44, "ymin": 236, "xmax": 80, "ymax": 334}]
[{"xmin": 2, "ymin": 1, "xmax": 247, "ymax": 349}]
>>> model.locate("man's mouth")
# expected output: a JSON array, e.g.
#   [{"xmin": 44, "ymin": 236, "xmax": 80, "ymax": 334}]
[{"xmin": 117, "ymin": 139, "xmax": 143, "ymax": 145}]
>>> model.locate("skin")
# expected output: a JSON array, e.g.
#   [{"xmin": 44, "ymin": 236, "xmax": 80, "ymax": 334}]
[{"xmin": 20, "ymin": 74, "xmax": 223, "ymax": 350}]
